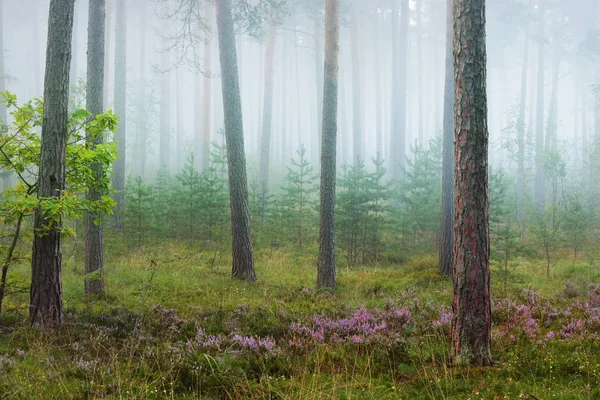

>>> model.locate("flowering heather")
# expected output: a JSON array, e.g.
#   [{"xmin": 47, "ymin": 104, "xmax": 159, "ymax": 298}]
[
  {"xmin": 232, "ymin": 335, "xmax": 277, "ymax": 353},
  {"xmin": 0, "ymin": 355, "xmax": 15, "ymax": 371},
  {"xmin": 289, "ymin": 305, "xmax": 413, "ymax": 347}
]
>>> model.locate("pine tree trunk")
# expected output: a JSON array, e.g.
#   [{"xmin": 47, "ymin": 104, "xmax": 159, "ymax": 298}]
[
  {"xmin": 516, "ymin": 0, "xmax": 533, "ymax": 221},
  {"xmin": 545, "ymin": 28, "xmax": 561, "ymax": 153},
  {"xmin": 84, "ymin": 0, "xmax": 106, "ymax": 297},
  {"xmin": 159, "ymin": 21, "xmax": 170, "ymax": 170},
  {"xmin": 314, "ymin": 18, "xmax": 324, "ymax": 159},
  {"xmin": 112, "ymin": 0, "xmax": 127, "ymax": 229},
  {"xmin": 202, "ymin": 0, "xmax": 212, "ymax": 170},
  {"xmin": 416, "ymin": 0, "xmax": 424, "ymax": 147},
  {"xmin": 317, "ymin": 0, "xmax": 340, "ymax": 291},
  {"xmin": 451, "ymin": 0, "xmax": 492, "ymax": 366},
  {"xmin": 350, "ymin": 5, "xmax": 362, "ymax": 163},
  {"xmin": 258, "ymin": 20, "xmax": 277, "ymax": 194},
  {"xmin": 136, "ymin": 2, "xmax": 147, "ymax": 178},
  {"xmin": 176, "ymin": 67, "xmax": 184, "ymax": 169},
  {"xmin": 30, "ymin": 0, "xmax": 76, "ymax": 327},
  {"xmin": 390, "ymin": 0, "xmax": 408, "ymax": 180},
  {"xmin": 69, "ymin": 0, "xmax": 78, "ymax": 85},
  {"xmin": 374, "ymin": 3, "xmax": 383, "ymax": 157},
  {"xmin": 0, "ymin": 0, "xmax": 5, "ymax": 124},
  {"xmin": 103, "ymin": 0, "xmax": 112, "ymax": 109},
  {"xmin": 534, "ymin": 1, "xmax": 546, "ymax": 207},
  {"xmin": 215, "ymin": 0, "xmax": 256, "ymax": 282},
  {"xmin": 439, "ymin": 0, "xmax": 453, "ymax": 276}
]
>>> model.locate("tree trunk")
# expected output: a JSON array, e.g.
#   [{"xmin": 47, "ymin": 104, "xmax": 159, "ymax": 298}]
[
  {"xmin": 390, "ymin": 0, "xmax": 408, "ymax": 180},
  {"xmin": 215, "ymin": 0, "xmax": 256, "ymax": 282},
  {"xmin": 30, "ymin": 0, "xmax": 76, "ymax": 327},
  {"xmin": 112, "ymin": 0, "xmax": 127, "ymax": 229},
  {"xmin": 314, "ymin": 18, "xmax": 324, "ymax": 160},
  {"xmin": 84, "ymin": 0, "xmax": 106, "ymax": 297},
  {"xmin": 545, "ymin": 27, "xmax": 562, "ymax": 153},
  {"xmin": 439, "ymin": 0, "xmax": 453, "ymax": 276},
  {"xmin": 534, "ymin": 1, "xmax": 545, "ymax": 207},
  {"xmin": 0, "ymin": 0, "xmax": 6, "ymax": 129},
  {"xmin": 516, "ymin": 0, "xmax": 533, "ymax": 221},
  {"xmin": 350, "ymin": 4, "xmax": 362, "ymax": 163},
  {"xmin": 258, "ymin": 20, "xmax": 277, "ymax": 195},
  {"xmin": 159, "ymin": 21, "xmax": 170, "ymax": 170},
  {"xmin": 374, "ymin": 3, "xmax": 383, "ymax": 157},
  {"xmin": 202, "ymin": 0, "xmax": 213, "ymax": 170},
  {"xmin": 416, "ymin": 0, "xmax": 424, "ymax": 147},
  {"xmin": 451, "ymin": 0, "xmax": 493, "ymax": 366},
  {"xmin": 103, "ymin": 0, "xmax": 112, "ymax": 109},
  {"xmin": 135, "ymin": 2, "xmax": 147, "ymax": 178},
  {"xmin": 176, "ymin": 67, "xmax": 184, "ymax": 169},
  {"xmin": 317, "ymin": 0, "xmax": 340, "ymax": 291},
  {"xmin": 69, "ymin": 0, "xmax": 78, "ymax": 85}
]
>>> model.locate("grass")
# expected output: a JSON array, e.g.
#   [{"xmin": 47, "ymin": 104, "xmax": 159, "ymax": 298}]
[{"xmin": 1, "ymin": 236, "xmax": 600, "ymax": 399}]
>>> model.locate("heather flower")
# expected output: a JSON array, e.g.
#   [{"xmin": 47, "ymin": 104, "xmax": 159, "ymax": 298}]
[
  {"xmin": 75, "ymin": 358, "xmax": 99, "ymax": 373},
  {"xmin": 0, "ymin": 355, "xmax": 15, "ymax": 371}
]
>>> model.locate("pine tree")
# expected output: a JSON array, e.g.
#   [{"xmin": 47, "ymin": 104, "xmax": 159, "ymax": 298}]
[{"xmin": 281, "ymin": 146, "xmax": 318, "ymax": 251}]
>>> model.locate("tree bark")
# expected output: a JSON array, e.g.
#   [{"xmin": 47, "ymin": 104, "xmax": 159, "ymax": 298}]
[
  {"xmin": 451, "ymin": 0, "xmax": 493, "ymax": 366},
  {"xmin": 103, "ymin": 0, "xmax": 112, "ymax": 109},
  {"xmin": 516, "ymin": 0, "xmax": 534, "ymax": 221},
  {"xmin": 317, "ymin": 0, "xmax": 340, "ymax": 291},
  {"xmin": 30, "ymin": 0, "xmax": 76, "ymax": 327},
  {"xmin": 545, "ymin": 25, "xmax": 562, "ymax": 153},
  {"xmin": 350, "ymin": 4, "xmax": 362, "ymax": 162},
  {"xmin": 390, "ymin": 0, "xmax": 408, "ymax": 180},
  {"xmin": 202, "ymin": 0, "xmax": 213, "ymax": 170},
  {"xmin": 439, "ymin": 0, "xmax": 453, "ymax": 276},
  {"xmin": 112, "ymin": 0, "xmax": 127, "ymax": 229},
  {"xmin": 258, "ymin": 20, "xmax": 277, "ymax": 194},
  {"xmin": 534, "ymin": 1, "xmax": 545, "ymax": 207},
  {"xmin": 314, "ymin": 18, "xmax": 324, "ymax": 160},
  {"xmin": 374, "ymin": 3, "xmax": 383, "ymax": 157},
  {"xmin": 84, "ymin": 0, "xmax": 106, "ymax": 297},
  {"xmin": 416, "ymin": 0, "xmax": 424, "ymax": 147},
  {"xmin": 159, "ymin": 21, "xmax": 170, "ymax": 171},
  {"xmin": 215, "ymin": 0, "xmax": 256, "ymax": 282}
]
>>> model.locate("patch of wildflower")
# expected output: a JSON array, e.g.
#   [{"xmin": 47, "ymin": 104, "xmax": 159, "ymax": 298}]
[{"xmin": 0, "ymin": 355, "xmax": 15, "ymax": 371}]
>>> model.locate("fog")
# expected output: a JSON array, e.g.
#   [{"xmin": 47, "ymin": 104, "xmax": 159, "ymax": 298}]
[{"xmin": 1, "ymin": 0, "xmax": 597, "ymax": 188}]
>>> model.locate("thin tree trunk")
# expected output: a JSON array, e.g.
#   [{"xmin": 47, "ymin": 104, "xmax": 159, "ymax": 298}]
[
  {"xmin": 317, "ymin": 0, "xmax": 340, "ymax": 291},
  {"xmin": 159, "ymin": 21, "xmax": 170, "ymax": 170},
  {"xmin": 103, "ymin": 0, "xmax": 112, "ymax": 109},
  {"xmin": 112, "ymin": 0, "xmax": 127, "ymax": 229},
  {"xmin": 451, "ymin": 0, "xmax": 492, "ymax": 366},
  {"xmin": 416, "ymin": 0, "xmax": 424, "ymax": 147},
  {"xmin": 258, "ymin": 20, "xmax": 277, "ymax": 195},
  {"xmin": 0, "ymin": 213, "xmax": 24, "ymax": 313},
  {"xmin": 545, "ymin": 27, "xmax": 562, "ymax": 153},
  {"xmin": 84, "ymin": 0, "xmax": 106, "ymax": 297},
  {"xmin": 390, "ymin": 0, "xmax": 409, "ymax": 179},
  {"xmin": 516, "ymin": 0, "xmax": 533, "ymax": 221},
  {"xmin": 350, "ymin": 5, "xmax": 362, "ymax": 162},
  {"xmin": 202, "ymin": 0, "xmax": 213, "ymax": 169},
  {"xmin": 136, "ymin": 2, "xmax": 147, "ymax": 178},
  {"xmin": 314, "ymin": 18, "xmax": 324, "ymax": 159},
  {"xmin": 374, "ymin": 4, "xmax": 383, "ymax": 157},
  {"xmin": 534, "ymin": 1, "xmax": 546, "ymax": 207},
  {"xmin": 439, "ymin": 0, "xmax": 453, "ymax": 276},
  {"xmin": 215, "ymin": 0, "xmax": 256, "ymax": 282},
  {"xmin": 30, "ymin": 0, "xmax": 76, "ymax": 327},
  {"xmin": 176, "ymin": 67, "xmax": 184, "ymax": 169},
  {"xmin": 69, "ymin": 0, "xmax": 78, "ymax": 86}
]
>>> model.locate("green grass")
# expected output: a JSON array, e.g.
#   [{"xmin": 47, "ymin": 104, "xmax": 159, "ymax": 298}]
[{"xmin": 1, "ymin": 237, "xmax": 600, "ymax": 399}]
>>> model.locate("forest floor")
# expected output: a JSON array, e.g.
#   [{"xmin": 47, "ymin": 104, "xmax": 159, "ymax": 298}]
[{"xmin": 1, "ymin": 238, "xmax": 600, "ymax": 399}]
